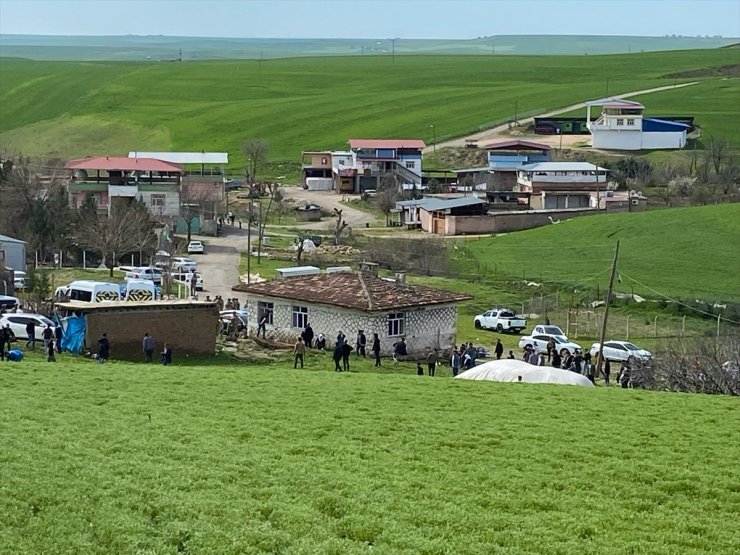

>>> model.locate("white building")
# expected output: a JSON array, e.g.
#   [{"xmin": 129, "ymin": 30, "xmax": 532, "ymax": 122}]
[
  {"xmin": 516, "ymin": 162, "xmax": 610, "ymax": 210},
  {"xmin": 586, "ymin": 97, "xmax": 689, "ymax": 150}
]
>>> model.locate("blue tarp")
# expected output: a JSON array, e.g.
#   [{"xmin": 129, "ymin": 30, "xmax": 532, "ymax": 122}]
[
  {"xmin": 7, "ymin": 349, "xmax": 23, "ymax": 361},
  {"xmin": 60, "ymin": 315, "xmax": 86, "ymax": 354}
]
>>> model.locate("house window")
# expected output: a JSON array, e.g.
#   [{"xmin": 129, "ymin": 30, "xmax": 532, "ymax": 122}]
[
  {"xmin": 150, "ymin": 194, "xmax": 165, "ymax": 207},
  {"xmin": 257, "ymin": 301, "xmax": 273, "ymax": 324},
  {"xmin": 292, "ymin": 306, "xmax": 308, "ymax": 328},
  {"xmin": 405, "ymin": 161, "xmax": 415, "ymax": 169},
  {"xmin": 616, "ymin": 119, "xmax": 624, "ymax": 126},
  {"xmin": 626, "ymin": 119, "xmax": 635, "ymax": 126},
  {"xmin": 388, "ymin": 312, "xmax": 405, "ymax": 337}
]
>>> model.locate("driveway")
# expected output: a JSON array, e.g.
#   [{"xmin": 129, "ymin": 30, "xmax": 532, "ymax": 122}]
[{"xmin": 189, "ymin": 227, "xmax": 252, "ymax": 301}]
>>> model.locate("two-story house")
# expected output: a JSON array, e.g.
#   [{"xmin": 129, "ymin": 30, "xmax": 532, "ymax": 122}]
[
  {"xmin": 586, "ymin": 97, "xmax": 690, "ymax": 150},
  {"xmin": 66, "ymin": 156, "xmax": 183, "ymax": 216}
]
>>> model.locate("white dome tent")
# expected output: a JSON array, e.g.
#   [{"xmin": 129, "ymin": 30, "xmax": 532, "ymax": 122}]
[{"xmin": 456, "ymin": 359, "xmax": 594, "ymax": 387}]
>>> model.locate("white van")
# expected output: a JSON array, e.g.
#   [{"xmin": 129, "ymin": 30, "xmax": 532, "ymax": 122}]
[
  {"xmin": 124, "ymin": 279, "xmax": 159, "ymax": 302},
  {"xmin": 56, "ymin": 280, "xmax": 122, "ymax": 303}
]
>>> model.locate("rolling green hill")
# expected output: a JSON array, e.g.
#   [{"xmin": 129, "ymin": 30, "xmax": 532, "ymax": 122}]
[
  {"xmin": 1, "ymin": 48, "xmax": 738, "ymax": 175},
  {"xmin": 2, "ymin": 357, "xmax": 738, "ymax": 553},
  {"xmin": 1, "ymin": 34, "xmax": 738, "ymax": 61},
  {"xmin": 461, "ymin": 204, "xmax": 740, "ymax": 302}
]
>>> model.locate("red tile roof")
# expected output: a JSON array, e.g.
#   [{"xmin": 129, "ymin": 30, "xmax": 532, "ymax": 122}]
[
  {"xmin": 483, "ymin": 139, "xmax": 551, "ymax": 151},
  {"xmin": 349, "ymin": 139, "xmax": 426, "ymax": 150},
  {"xmin": 234, "ymin": 272, "xmax": 471, "ymax": 312},
  {"xmin": 66, "ymin": 157, "xmax": 183, "ymax": 173}
]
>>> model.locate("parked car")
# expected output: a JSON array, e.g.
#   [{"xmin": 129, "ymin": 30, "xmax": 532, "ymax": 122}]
[
  {"xmin": 0, "ymin": 313, "xmax": 57, "ymax": 340},
  {"xmin": 125, "ymin": 267, "xmax": 164, "ymax": 286},
  {"xmin": 474, "ymin": 308, "xmax": 526, "ymax": 333},
  {"xmin": 532, "ymin": 324, "xmax": 568, "ymax": 341},
  {"xmin": 518, "ymin": 334, "xmax": 582, "ymax": 356},
  {"xmin": 13, "ymin": 270, "xmax": 27, "ymax": 290},
  {"xmin": 171, "ymin": 272, "xmax": 204, "ymax": 291},
  {"xmin": 172, "ymin": 257, "xmax": 198, "ymax": 272},
  {"xmin": 589, "ymin": 341, "xmax": 652, "ymax": 363},
  {"xmin": 187, "ymin": 241, "xmax": 205, "ymax": 254},
  {"xmin": 0, "ymin": 295, "xmax": 20, "ymax": 311},
  {"xmin": 220, "ymin": 309, "xmax": 248, "ymax": 330}
]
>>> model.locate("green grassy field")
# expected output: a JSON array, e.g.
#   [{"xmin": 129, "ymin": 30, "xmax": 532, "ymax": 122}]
[
  {"xmin": 461, "ymin": 204, "xmax": 740, "ymax": 302},
  {"xmin": 1, "ymin": 49, "xmax": 738, "ymax": 177},
  {"xmin": 1, "ymin": 355, "xmax": 738, "ymax": 554}
]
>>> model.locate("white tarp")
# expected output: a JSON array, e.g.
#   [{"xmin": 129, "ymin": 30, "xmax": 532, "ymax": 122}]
[
  {"xmin": 456, "ymin": 359, "xmax": 594, "ymax": 387},
  {"xmin": 305, "ymin": 178, "xmax": 333, "ymax": 191}
]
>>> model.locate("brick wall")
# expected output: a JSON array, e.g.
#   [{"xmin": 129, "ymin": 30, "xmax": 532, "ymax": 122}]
[{"xmin": 85, "ymin": 304, "xmax": 219, "ymax": 361}]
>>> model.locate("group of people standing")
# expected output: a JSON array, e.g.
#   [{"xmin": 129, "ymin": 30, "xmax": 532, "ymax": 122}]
[{"xmin": 291, "ymin": 326, "xmax": 383, "ymax": 371}]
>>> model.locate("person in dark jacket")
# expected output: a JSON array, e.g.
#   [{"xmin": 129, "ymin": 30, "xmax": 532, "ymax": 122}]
[
  {"xmin": 47, "ymin": 338, "xmax": 56, "ymax": 362},
  {"xmin": 371, "ymin": 333, "xmax": 381, "ymax": 367},
  {"xmin": 494, "ymin": 339, "xmax": 504, "ymax": 360},
  {"xmin": 143, "ymin": 333, "xmax": 155, "ymax": 362},
  {"xmin": 303, "ymin": 323, "xmax": 314, "ymax": 349},
  {"xmin": 356, "ymin": 330, "xmax": 367, "ymax": 358},
  {"xmin": 341, "ymin": 340, "xmax": 353, "ymax": 371},
  {"xmin": 55, "ymin": 323, "xmax": 63, "ymax": 353},
  {"xmin": 333, "ymin": 342, "xmax": 343, "ymax": 372},
  {"xmin": 25, "ymin": 321, "xmax": 36, "ymax": 350},
  {"xmin": 162, "ymin": 343, "xmax": 173, "ymax": 366},
  {"xmin": 552, "ymin": 351, "xmax": 562, "ymax": 369},
  {"xmin": 426, "ymin": 349, "xmax": 438, "ymax": 376},
  {"xmin": 97, "ymin": 333, "xmax": 110, "ymax": 363}
]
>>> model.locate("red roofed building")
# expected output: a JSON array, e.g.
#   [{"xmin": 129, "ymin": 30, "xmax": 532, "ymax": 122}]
[
  {"xmin": 234, "ymin": 263, "xmax": 471, "ymax": 355},
  {"xmin": 65, "ymin": 156, "xmax": 183, "ymax": 218},
  {"xmin": 301, "ymin": 138, "xmax": 426, "ymax": 194}
]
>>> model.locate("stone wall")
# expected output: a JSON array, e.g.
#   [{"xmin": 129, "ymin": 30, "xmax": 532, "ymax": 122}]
[
  {"xmin": 246, "ymin": 295, "xmax": 460, "ymax": 357},
  {"xmin": 84, "ymin": 304, "xmax": 219, "ymax": 361}
]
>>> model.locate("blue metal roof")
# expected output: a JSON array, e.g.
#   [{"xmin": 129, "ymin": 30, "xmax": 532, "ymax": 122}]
[{"xmin": 642, "ymin": 118, "xmax": 691, "ymax": 132}]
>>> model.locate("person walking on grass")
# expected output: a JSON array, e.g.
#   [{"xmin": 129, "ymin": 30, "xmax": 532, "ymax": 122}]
[
  {"xmin": 47, "ymin": 338, "xmax": 56, "ymax": 362},
  {"xmin": 25, "ymin": 321, "xmax": 36, "ymax": 350},
  {"xmin": 426, "ymin": 349, "xmax": 438, "ymax": 377},
  {"xmin": 303, "ymin": 323, "xmax": 314, "ymax": 349},
  {"xmin": 161, "ymin": 343, "xmax": 173, "ymax": 366},
  {"xmin": 450, "ymin": 348, "xmax": 461, "ymax": 377},
  {"xmin": 342, "ymin": 340, "xmax": 353, "ymax": 372},
  {"xmin": 372, "ymin": 333, "xmax": 381, "ymax": 367},
  {"xmin": 294, "ymin": 337, "xmax": 305, "ymax": 369},
  {"xmin": 42, "ymin": 325, "xmax": 53, "ymax": 352},
  {"xmin": 333, "ymin": 341, "xmax": 343, "ymax": 372},
  {"xmin": 97, "ymin": 333, "xmax": 110, "ymax": 363},
  {"xmin": 495, "ymin": 339, "xmax": 504, "ymax": 360},
  {"xmin": 143, "ymin": 332, "xmax": 155, "ymax": 363}
]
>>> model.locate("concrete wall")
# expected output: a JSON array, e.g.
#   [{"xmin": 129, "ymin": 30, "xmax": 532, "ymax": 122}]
[
  {"xmin": 83, "ymin": 304, "xmax": 219, "ymax": 360},
  {"xmin": 642, "ymin": 132, "xmax": 686, "ymax": 150},
  {"xmin": 245, "ymin": 295, "xmax": 460, "ymax": 357},
  {"xmin": 442, "ymin": 207, "xmax": 601, "ymax": 235},
  {"xmin": 138, "ymin": 191, "xmax": 180, "ymax": 217}
]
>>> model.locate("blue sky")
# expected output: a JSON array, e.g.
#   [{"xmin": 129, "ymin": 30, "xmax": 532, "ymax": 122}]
[{"xmin": 1, "ymin": 0, "xmax": 739, "ymax": 39}]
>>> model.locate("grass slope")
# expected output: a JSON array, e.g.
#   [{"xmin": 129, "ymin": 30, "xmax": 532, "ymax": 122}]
[
  {"xmin": 1, "ymin": 356, "xmax": 739, "ymax": 554},
  {"xmin": 1, "ymin": 49, "xmax": 738, "ymax": 174},
  {"xmin": 462, "ymin": 204, "xmax": 740, "ymax": 301}
]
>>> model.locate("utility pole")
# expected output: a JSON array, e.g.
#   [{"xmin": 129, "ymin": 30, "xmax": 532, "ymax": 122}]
[
  {"xmin": 596, "ymin": 240, "xmax": 620, "ymax": 378},
  {"xmin": 247, "ymin": 196, "xmax": 253, "ymax": 284},
  {"xmin": 430, "ymin": 124, "xmax": 436, "ymax": 152}
]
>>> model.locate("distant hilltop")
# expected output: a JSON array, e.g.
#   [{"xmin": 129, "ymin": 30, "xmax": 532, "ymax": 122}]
[{"xmin": 1, "ymin": 34, "xmax": 739, "ymax": 61}]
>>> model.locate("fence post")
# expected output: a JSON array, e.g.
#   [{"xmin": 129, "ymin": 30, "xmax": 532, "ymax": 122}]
[
  {"xmin": 566, "ymin": 309, "xmax": 571, "ymax": 338},
  {"xmin": 682, "ymin": 315, "xmax": 686, "ymax": 337},
  {"xmin": 626, "ymin": 316, "xmax": 630, "ymax": 340},
  {"xmin": 654, "ymin": 315, "xmax": 658, "ymax": 338}
]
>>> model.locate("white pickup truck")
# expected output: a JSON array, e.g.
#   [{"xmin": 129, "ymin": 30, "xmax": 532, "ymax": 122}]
[{"xmin": 474, "ymin": 308, "xmax": 527, "ymax": 334}]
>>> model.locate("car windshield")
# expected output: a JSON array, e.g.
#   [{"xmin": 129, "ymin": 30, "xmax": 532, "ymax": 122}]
[
  {"xmin": 39, "ymin": 317, "xmax": 54, "ymax": 326},
  {"xmin": 542, "ymin": 326, "xmax": 563, "ymax": 334},
  {"xmin": 623, "ymin": 343, "xmax": 640, "ymax": 351}
]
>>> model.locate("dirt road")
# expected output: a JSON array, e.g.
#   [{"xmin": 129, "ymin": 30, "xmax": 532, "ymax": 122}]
[
  {"xmin": 280, "ymin": 186, "xmax": 378, "ymax": 229},
  {"xmin": 190, "ymin": 227, "xmax": 252, "ymax": 301},
  {"xmin": 425, "ymin": 82, "xmax": 699, "ymax": 153}
]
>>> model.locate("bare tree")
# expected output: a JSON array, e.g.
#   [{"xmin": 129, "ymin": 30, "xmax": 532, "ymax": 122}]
[
  {"xmin": 75, "ymin": 200, "xmax": 155, "ymax": 277},
  {"xmin": 376, "ymin": 173, "xmax": 400, "ymax": 226},
  {"xmin": 242, "ymin": 139, "xmax": 269, "ymax": 185},
  {"xmin": 332, "ymin": 208, "xmax": 349, "ymax": 245},
  {"xmin": 707, "ymin": 136, "xmax": 730, "ymax": 176},
  {"xmin": 180, "ymin": 181, "xmax": 216, "ymax": 244},
  {"xmin": 256, "ymin": 182, "xmax": 281, "ymax": 262}
]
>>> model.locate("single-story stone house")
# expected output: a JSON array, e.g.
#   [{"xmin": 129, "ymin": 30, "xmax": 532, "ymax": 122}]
[{"xmin": 235, "ymin": 266, "xmax": 471, "ymax": 356}]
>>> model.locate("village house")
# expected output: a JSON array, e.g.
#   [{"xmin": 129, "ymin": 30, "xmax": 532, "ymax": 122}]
[
  {"xmin": 235, "ymin": 264, "xmax": 471, "ymax": 356},
  {"xmin": 301, "ymin": 139, "xmax": 426, "ymax": 194},
  {"xmin": 585, "ymin": 97, "xmax": 690, "ymax": 150},
  {"xmin": 65, "ymin": 156, "xmax": 183, "ymax": 217},
  {"xmin": 515, "ymin": 161, "xmax": 610, "ymax": 210}
]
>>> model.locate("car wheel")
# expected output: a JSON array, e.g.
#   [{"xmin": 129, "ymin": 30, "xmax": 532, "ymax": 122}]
[
  {"xmin": 497, "ymin": 324, "xmax": 504, "ymax": 333},
  {"xmin": 474, "ymin": 321, "xmax": 481, "ymax": 329}
]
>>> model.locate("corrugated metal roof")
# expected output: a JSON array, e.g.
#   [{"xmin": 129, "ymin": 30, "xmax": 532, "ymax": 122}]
[
  {"xmin": 349, "ymin": 139, "xmax": 426, "ymax": 150},
  {"xmin": 66, "ymin": 157, "xmax": 183, "ymax": 173},
  {"xmin": 520, "ymin": 162, "xmax": 609, "ymax": 172},
  {"xmin": 128, "ymin": 152, "xmax": 229, "ymax": 164},
  {"xmin": 0, "ymin": 234, "xmax": 26, "ymax": 244},
  {"xmin": 584, "ymin": 97, "xmax": 645, "ymax": 109},
  {"xmin": 419, "ymin": 197, "xmax": 488, "ymax": 212}
]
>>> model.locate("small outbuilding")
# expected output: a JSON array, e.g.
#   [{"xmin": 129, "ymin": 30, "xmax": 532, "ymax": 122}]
[
  {"xmin": 56, "ymin": 299, "xmax": 219, "ymax": 360},
  {"xmin": 0, "ymin": 234, "xmax": 27, "ymax": 272}
]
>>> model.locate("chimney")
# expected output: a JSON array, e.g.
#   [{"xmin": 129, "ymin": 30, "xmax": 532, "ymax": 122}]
[
  {"xmin": 358, "ymin": 261, "xmax": 379, "ymax": 277},
  {"xmin": 395, "ymin": 272, "xmax": 406, "ymax": 288}
]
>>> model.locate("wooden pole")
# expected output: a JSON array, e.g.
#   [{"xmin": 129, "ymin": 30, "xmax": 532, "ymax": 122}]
[
  {"xmin": 626, "ymin": 316, "xmax": 630, "ymax": 340},
  {"xmin": 596, "ymin": 240, "xmax": 619, "ymax": 376},
  {"xmin": 247, "ymin": 200, "xmax": 252, "ymax": 285}
]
